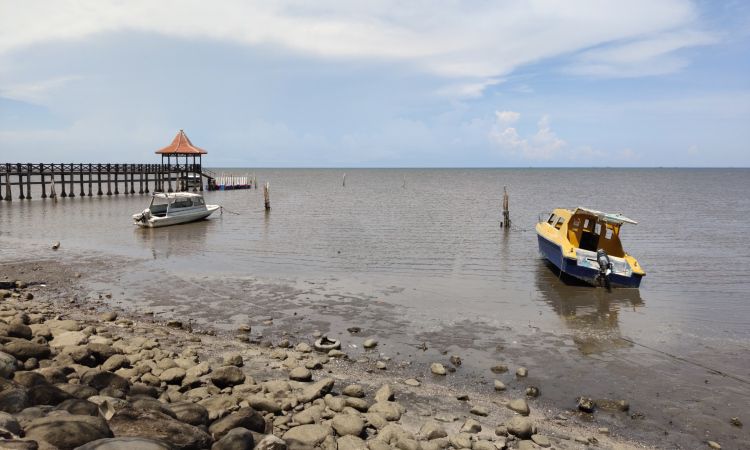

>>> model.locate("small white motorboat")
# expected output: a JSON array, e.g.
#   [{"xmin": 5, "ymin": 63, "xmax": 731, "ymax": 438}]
[{"xmin": 133, "ymin": 192, "xmax": 220, "ymax": 228}]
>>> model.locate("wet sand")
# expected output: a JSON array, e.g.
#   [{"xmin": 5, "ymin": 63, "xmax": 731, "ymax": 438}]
[{"xmin": 2, "ymin": 253, "xmax": 747, "ymax": 449}]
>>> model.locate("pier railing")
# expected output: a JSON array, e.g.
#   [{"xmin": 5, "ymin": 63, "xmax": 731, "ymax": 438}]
[{"xmin": 0, "ymin": 163, "xmax": 214, "ymax": 200}]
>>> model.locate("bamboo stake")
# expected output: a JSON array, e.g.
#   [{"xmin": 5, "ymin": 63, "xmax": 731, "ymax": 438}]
[
  {"xmin": 502, "ymin": 186, "xmax": 510, "ymax": 228},
  {"xmin": 263, "ymin": 182, "xmax": 270, "ymax": 211}
]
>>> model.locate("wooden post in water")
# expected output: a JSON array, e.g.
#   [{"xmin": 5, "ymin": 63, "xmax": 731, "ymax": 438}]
[
  {"xmin": 97, "ymin": 164, "xmax": 103, "ymax": 196},
  {"xmin": 106, "ymin": 164, "xmax": 112, "ymax": 195},
  {"xmin": 129, "ymin": 166, "xmax": 135, "ymax": 194},
  {"xmin": 87, "ymin": 164, "xmax": 93, "ymax": 196},
  {"xmin": 501, "ymin": 186, "xmax": 510, "ymax": 228},
  {"xmin": 25, "ymin": 163, "xmax": 32, "ymax": 199},
  {"xmin": 50, "ymin": 175, "xmax": 57, "ymax": 202},
  {"xmin": 113, "ymin": 164, "xmax": 119, "ymax": 195},
  {"xmin": 263, "ymin": 182, "xmax": 271, "ymax": 211},
  {"xmin": 17, "ymin": 164, "xmax": 25, "ymax": 199},
  {"xmin": 40, "ymin": 164, "xmax": 47, "ymax": 198},
  {"xmin": 67, "ymin": 163, "xmax": 75, "ymax": 198},
  {"xmin": 78, "ymin": 164, "xmax": 85, "ymax": 197},
  {"xmin": 342, "ymin": 173, "xmax": 346, "ymax": 187},
  {"xmin": 60, "ymin": 165, "xmax": 67, "ymax": 198},
  {"xmin": 4, "ymin": 164, "xmax": 11, "ymax": 201}
]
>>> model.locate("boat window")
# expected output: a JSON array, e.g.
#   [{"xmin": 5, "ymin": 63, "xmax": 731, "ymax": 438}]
[
  {"xmin": 583, "ymin": 219, "xmax": 590, "ymax": 229},
  {"xmin": 594, "ymin": 223, "xmax": 601, "ymax": 235},
  {"xmin": 555, "ymin": 217, "xmax": 565, "ymax": 230},
  {"xmin": 547, "ymin": 214, "xmax": 556, "ymax": 225},
  {"xmin": 192, "ymin": 198, "xmax": 205, "ymax": 206},
  {"xmin": 572, "ymin": 218, "xmax": 581, "ymax": 227},
  {"xmin": 171, "ymin": 199, "xmax": 193, "ymax": 208},
  {"xmin": 605, "ymin": 227, "xmax": 613, "ymax": 239}
]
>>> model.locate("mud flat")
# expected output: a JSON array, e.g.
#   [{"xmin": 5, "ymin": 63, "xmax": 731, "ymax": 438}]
[{"xmin": 0, "ymin": 260, "xmax": 722, "ymax": 450}]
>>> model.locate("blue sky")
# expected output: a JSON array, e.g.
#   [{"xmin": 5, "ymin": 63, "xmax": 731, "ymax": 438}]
[{"xmin": 1, "ymin": 0, "xmax": 748, "ymax": 167}]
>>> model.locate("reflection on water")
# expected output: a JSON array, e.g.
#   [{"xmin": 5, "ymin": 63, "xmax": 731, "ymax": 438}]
[
  {"xmin": 133, "ymin": 220, "xmax": 210, "ymax": 260},
  {"xmin": 535, "ymin": 260, "xmax": 644, "ymax": 354}
]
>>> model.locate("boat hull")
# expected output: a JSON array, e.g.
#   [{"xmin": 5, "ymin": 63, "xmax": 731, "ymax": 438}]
[
  {"xmin": 135, "ymin": 205, "xmax": 219, "ymax": 228},
  {"xmin": 537, "ymin": 233, "xmax": 642, "ymax": 288}
]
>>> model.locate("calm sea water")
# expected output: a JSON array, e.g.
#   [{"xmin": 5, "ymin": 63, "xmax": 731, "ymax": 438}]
[{"xmin": 2, "ymin": 168, "xmax": 749, "ymax": 446}]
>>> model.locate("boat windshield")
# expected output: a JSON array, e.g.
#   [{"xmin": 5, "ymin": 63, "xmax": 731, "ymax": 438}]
[{"xmin": 149, "ymin": 196, "xmax": 171, "ymax": 216}]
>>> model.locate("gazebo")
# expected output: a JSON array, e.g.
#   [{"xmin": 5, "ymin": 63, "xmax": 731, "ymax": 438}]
[{"xmin": 155, "ymin": 129, "xmax": 207, "ymax": 192}]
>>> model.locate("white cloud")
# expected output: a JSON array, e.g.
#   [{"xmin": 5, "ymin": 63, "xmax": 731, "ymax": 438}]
[
  {"xmin": 0, "ymin": 0, "xmax": 712, "ymax": 84},
  {"xmin": 490, "ymin": 112, "xmax": 566, "ymax": 160},
  {"xmin": 0, "ymin": 75, "xmax": 81, "ymax": 103}
]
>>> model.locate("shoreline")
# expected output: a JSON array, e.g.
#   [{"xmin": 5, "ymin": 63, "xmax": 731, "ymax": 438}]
[{"xmin": 0, "ymin": 258, "xmax": 660, "ymax": 449}]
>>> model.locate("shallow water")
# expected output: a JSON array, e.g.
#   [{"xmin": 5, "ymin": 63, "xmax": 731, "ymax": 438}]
[{"xmin": 2, "ymin": 168, "xmax": 749, "ymax": 447}]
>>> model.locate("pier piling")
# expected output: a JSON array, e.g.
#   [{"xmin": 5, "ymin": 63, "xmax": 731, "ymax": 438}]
[
  {"xmin": 502, "ymin": 186, "xmax": 510, "ymax": 228},
  {"xmin": 264, "ymin": 182, "xmax": 271, "ymax": 211}
]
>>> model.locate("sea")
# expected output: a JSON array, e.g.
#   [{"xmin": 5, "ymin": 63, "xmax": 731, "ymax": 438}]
[{"xmin": 1, "ymin": 168, "xmax": 749, "ymax": 447}]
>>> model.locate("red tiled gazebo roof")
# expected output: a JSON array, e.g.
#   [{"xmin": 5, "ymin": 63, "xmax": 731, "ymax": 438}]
[{"xmin": 155, "ymin": 130, "xmax": 207, "ymax": 155}]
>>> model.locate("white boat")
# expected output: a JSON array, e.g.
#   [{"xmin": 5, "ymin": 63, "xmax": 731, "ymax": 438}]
[{"xmin": 133, "ymin": 192, "xmax": 220, "ymax": 228}]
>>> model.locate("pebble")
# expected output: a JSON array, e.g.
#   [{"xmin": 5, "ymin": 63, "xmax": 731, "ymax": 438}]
[
  {"xmin": 494, "ymin": 380, "xmax": 506, "ymax": 391},
  {"xmin": 376, "ymin": 361, "xmax": 387, "ymax": 370},
  {"xmin": 460, "ymin": 418, "xmax": 482, "ymax": 433},
  {"xmin": 430, "ymin": 363, "xmax": 447, "ymax": 375},
  {"xmin": 577, "ymin": 396, "xmax": 595, "ymax": 413},
  {"xmin": 469, "ymin": 405, "xmax": 489, "ymax": 417},
  {"xmin": 730, "ymin": 417, "xmax": 742, "ymax": 427},
  {"xmin": 598, "ymin": 427, "xmax": 609, "ymax": 435},
  {"xmin": 507, "ymin": 398, "xmax": 530, "ymax": 416},
  {"xmin": 289, "ymin": 366, "xmax": 312, "ymax": 382},
  {"xmin": 491, "ymin": 364, "xmax": 508, "ymax": 374},
  {"xmin": 525, "ymin": 386, "xmax": 540, "ymax": 398},
  {"xmin": 404, "ymin": 378, "xmax": 421, "ymax": 387},
  {"xmin": 531, "ymin": 434, "xmax": 551, "ymax": 447},
  {"xmin": 363, "ymin": 339, "xmax": 378, "ymax": 349},
  {"xmin": 516, "ymin": 367, "xmax": 528, "ymax": 377},
  {"xmin": 707, "ymin": 441, "xmax": 721, "ymax": 449},
  {"xmin": 449, "ymin": 355, "xmax": 462, "ymax": 366}
]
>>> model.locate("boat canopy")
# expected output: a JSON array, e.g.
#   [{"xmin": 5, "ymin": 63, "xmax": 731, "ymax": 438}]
[
  {"xmin": 574, "ymin": 207, "xmax": 638, "ymax": 225},
  {"xmin": 152, "ymin": 192, "xmax": 203, "ymax": 200}
]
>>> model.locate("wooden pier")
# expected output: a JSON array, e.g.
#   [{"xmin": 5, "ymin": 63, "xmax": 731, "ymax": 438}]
[
  {"xmin": 0, "ymin": 163, "xmax": 215, "ymax": 201},
  {"xmin": 0, "ymin": 130, "xmax": 217, "ymax": 201}
]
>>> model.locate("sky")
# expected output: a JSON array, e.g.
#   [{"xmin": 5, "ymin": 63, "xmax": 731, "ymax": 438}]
[{"xmin": 0, "ymin": 0, "xmax": 748, "ymax": 167}]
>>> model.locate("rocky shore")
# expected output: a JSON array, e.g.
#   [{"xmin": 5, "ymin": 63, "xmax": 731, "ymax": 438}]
[{"xmin": 0, "ymin": 266, "xmax": 656, "ymax": 450}]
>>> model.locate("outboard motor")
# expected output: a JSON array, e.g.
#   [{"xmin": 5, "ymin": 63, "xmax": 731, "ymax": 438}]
[{"xmin": 596, "ymin": 249, "xmax": 613, "ymax": 288}]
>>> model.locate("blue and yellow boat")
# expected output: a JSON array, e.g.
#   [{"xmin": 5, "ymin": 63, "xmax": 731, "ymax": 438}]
[{"xmin": 536, "ymin": 207, "xmax": 645, "ymax": 288}]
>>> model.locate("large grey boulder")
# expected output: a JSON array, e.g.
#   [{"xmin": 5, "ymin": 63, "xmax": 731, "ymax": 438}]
[
  {"xmin": 331, "ymin": 415, "xmax": 365, "ymax": 436},
  {"xmin": 211, "ymin": 366, "xmax": 245, "ymax": 388},
  {"xmin": 297, "ymin": 378, "xmax": 334, "ymax": 403},
  {"xmin": 74, "ymin": 437, "xmax": 172, "ymax": 450},
  {"xmin": 0, "ymin": 388, "xmax": 29, "ymax": 413},
  {"xmin": 282, "ymin": 424, "xmax": 332, "ymax": 450},
  {"xmin": 0, "ymin": 351, "xmax": 17, "ymax": 379},
  {"xmin": 24, "ymin": 415, "xmax": 113, "ymax": 450},
  {"xmin": 108, "ymin": 407, "xmax": 211, "ymax": 450},
  {"xmin": 2, "ymin": 341, "xmax": 50, "ymax": 361},
  {"xmin": 208, "ymin": 408, "xmax": 266, "ymax": 439},
  {"xmin": 171, "ymin": 401, "xmax": 209, "ymax": 426},
  {"xmin": 211, "ymin": 427, "xmax": 255, "ymax": 450}
]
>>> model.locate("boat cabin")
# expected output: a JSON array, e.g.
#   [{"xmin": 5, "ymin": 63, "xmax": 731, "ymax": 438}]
[
  {"xmin": 148, "ymin": 193, "xmax": 206, "ymax": 217},
  {"xmin": 546, "ymin": 207, "xmax": 637, "ymax": 258}
]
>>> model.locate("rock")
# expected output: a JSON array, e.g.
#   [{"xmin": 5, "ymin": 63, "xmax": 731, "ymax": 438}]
[
  {"xmin": 344, "ymin": 397, "xmax": 369, "ymax": 412},
  {"xmin": 374, "ymin": 384, "xmax": 394, "ymax": 402},
  {"xmin": 430, "ymin": 363, "xmax": 446, "ymax": 376},
  {"xmin": 25, "ymin": 415, "xmax": 113, "ymax": 450},
  {"xmin": 0, "ymin": 351, "xmax": 17, "ymax": 379},
  {"xmin": 52, "ymin": 241, "xmax": 60, "ymax": 249},
  {"xmin": 171, "ymin": 401, "xmax": 209, "ymax": 426},
  {"xmin": 325, "ymin": 395, "xmax": 347, "ymax": 412},
  {"xmin": 363, "ymin": 339, "xmax": 378, "ymax": 349},
  {"xmin": 209, "ymin": 407, "xmax": 267, "ymax": 438},
  {"xmin": 211, "ymin": 427, "xmax": 255, "ymax": 450},
  {"xmin": 449, "ymin": 355, "xmax": 462, "ymax": 366},
  {"xmin": 199, "ymin": 394, "xmax": 239, "ymax": 420},
  {"xmin": 448, "ymin": 433, "xmax": 472, "ymax": 449},
  {"xmin": 516, "ymin": 441, "xmax": 536, "ymax": 450},
  {"xmin": 495, "ymin": 425, "xmax": 507, "ymax": 436},
  {"xmin": 531, "ymin": 434, "xmax": 550, "ymax": 447},
  {"xmin": 525, "ymin": 386, "xmax": 540, "ymax": 398},
  {"xmin": 2, "ymin": 341, "xmax": 50, "ymax": 361},
  {"xmin": 342, "ymin": 384, "xmax": 364, "ymax": 398},
  {"xmin": 376, "ymin": 361, "xmax": 387, "ymax": 370},
  {"xmin": 223, "ymin": 353, "xmax": 244, "ymax": 367},
  {"xmin": 99, "ymin": 311, "xmax": 118, "ymax": 322},
  {"xmin": 507, "ymin": 398, "xmax": 530, "ymax": 416},
  {"xmin": 108, "ymin": 407, "xmax": 212, "ymax": 450},
  {"xmin": 594, "ymin": 398, "xmax": 629, "ymax": 412},
  {"xmin": 490, "ymin": 364, "xmax": 508, "ymax": 374},
  {"xmin": 50, "ymin": 331, "xmax": 88, "ymax": 348},
  {"xmin": 730, "ymin": 417, "xmax": 742, "ymax": 427},
  {"xmin": 75, "ymin": 437, "xmax": 172, "ymax": 450},
  {"xmin": 81, "ymin": 370, "xmax": 129, "ymax": 393},
  {"xmin": 255, "ymin": 434, "xmax": 288, "ymax": 450},
  {"xmin": 87, "ymin": 343, "xmax": 118, "ymax": 364},
  {"xmin": 289, "ymin": 367, "xmax": 312, "ymax": 382},
  {"xmin": 211, "ymin": 366, "xmax": 246, "ymax": 388},
  {"xmin": 282, "ymin": 424, "xmax": 332, "ymax": 450},
  {"xmin": 54, "ymin": 398, "xmax": 99, "ymax": 416},
  {"xmin": 101, "ymin": 354, "xmax": 129, "ymax": 372},
  {"xmin": 297, "ymin": 378, "xmax": 334, "ymax": 403},
  {"xmin": 332, "ymin": 414, "xmax": 365, "ymax": 436},
  {"xmin": 337, "ymin": 435, "xmax": 366, "ymax": 450},
  {"xmin": 470, "ymin": 405, "xmax": 488, "ymax": 417},
  {"xmin": 295, "ymin": 343, "xmax": 312, "ymax": 353},
  {"xmin": 493, "ymin": 380, "xmax": 506, "ymax": 391},
  {"xmin": 708, "ymin": 441, "xmax": 721, "ymax": 449},
  {"xmin": 598, "ymin": 427, "xmax": 610, "ymax": 435},
  {"xmin": 473, "ymin": 441, "xmax": 495, "ymax": 450},
  {"xmin": 506, "ymin": 416, "xmax": 534, "ymax": 439},
  {"xmin": 0, "ymin": 388, "xmax": 28, "ymax": 413},
  {"xmin": 404, "ymin": 378, "xmax": 420, "ymax": 387},
  {"xmin": 368, "ymin": 402, "xmax": 403, "ymax": 421},
  {"xmin": 131, "ymin": 398, "xmax": 177, "ymax": 418},
  {"xmin": 7, "ymin": 322, "xmax": 32, "ymax": 340},
  {"xmin": 293, "ymin": 405, "xmax": 324, "ymax": 425},
  {"xmin": 247, "ymin": 396, "xmax": 281, "ymax": 414},
  {"xmin": 419, "ymin": 421, "xmax": 447, "ymax": 440},
  {"xmin": 313, "ymin": 337, "xmax": 341, "ymax": 352},
  {"xmin": 576, "ymin": 397, "xmax": 595, "ymax": 413},
  {"xmin": 460, "ymin": 418, "xmax": 481, "ymax": 433},
  {"xmin": 55, "ymin": 383, "xmax": 97, "ymax": 399},
  {"xmin": 159, "ymin": 367, "xmax": 186, "ymax": 384},
  {"xmin": 186, "ymin": 362, "xmax": 211, "ymax": 378},
  {"xmin": 0, "ymin": 411, "xmax": 22, "ymax": 435},
  {"xmin": 27, "ymin": 383, "xmax": 74, "ymax": 406}
]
